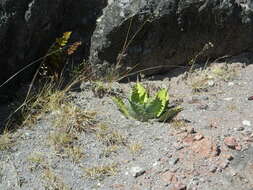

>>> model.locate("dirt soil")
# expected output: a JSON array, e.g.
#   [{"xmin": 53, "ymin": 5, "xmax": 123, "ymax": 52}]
[{"xmin": 0, "ymin": 54, "xmax": 253, "ymax": 190}]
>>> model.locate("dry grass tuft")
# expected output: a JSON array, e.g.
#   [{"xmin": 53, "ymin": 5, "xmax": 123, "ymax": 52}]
[
  {"xmin": 188, "ymin": 63, "xmax": 238, "ymax": 93},
  {"xmin": 28, "ymin": 152, "xmax": 45, "ymax": 164},
  {"xmin": 0, "ymin": 133, "xmax": 15, "ymax": 151},
  {"xmin": 48, "ymin": 131, "xmax": 76, "ymax": 148},
  {"xmin": 15, "ymin": 83, "xmax": 67, "ymax": 127},
  {"xmin": 52, "ymin": 102, "xmax": 96, "ymax": 133},
  {"xmin": 43, "ymin": 168, "xmax": 70, "ymax": 190},
  {"xmin": 63, "ymin": 145, "xmax": 84, "ymax": 163},
  {"xmin": 96, "ymin": 124, "xmax": 126, "ymax": 146},
  {"xmin": 84, "ymin": 163, "xmax": 118, "ymax": 180},
  {"xmin": 102, "ymin": 145, "xmax": 119, "ymax": 157},
  {"xmin": 128, "ymin": 142, "xmax": 142, "ymax": 155},
  {"xmin": 48, "ymin": 130, "xmax": 85, "ymax": 162},
  {"xmin": 211, "ymin": 64, "xmax": 237, "ymax": 81},
  {"xmin": 27, "ymin": 152, "xmax": 48, "ymax": 172},
  {"xmin": 171, "ymin": 119, "xmax": 190, "ymax": 129}
]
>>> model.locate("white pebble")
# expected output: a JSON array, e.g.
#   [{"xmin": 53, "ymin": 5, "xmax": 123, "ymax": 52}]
[
  {"xmin": 242, "ymin": 120, "xmax": 251, "ymax": 126},
  {"xmin": 228, "ymin": 82, "xmax": 234, "ymax": 86},
  {"xmin": 208, "ymin": 80, "xmax": 215, "ymax": 87},
  {"xmin": 224, "ymin": 97, "xmax": 233, "ymax": 101},
  {"xmin": 130, "ymin": 166, "xmax": 145, "ymax": 177}
]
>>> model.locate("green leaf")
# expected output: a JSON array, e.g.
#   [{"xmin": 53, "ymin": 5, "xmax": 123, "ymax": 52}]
[
  {"xmin": 112, "ymin": 82, "xmax": 183, "ymax": 123},
  {"xmin": 56, "ymin": 31, "xmax": 72, "ymax": 47},
  {"xmin": 128, "ymin": 99, "xmax": 148, "ymax": 121},
  {"xmin": 145, "ymin": 89, "xmax": 169, "ymax": 118},
  {"xmin": 158, "ymin": 106, "xmax": 183, "ymax": 122},
  {"xmin": 131, "ymin": 83, "xmax": 148, "ymax": 105},
  {"xmin": 112, "ymin": 97, "xmax": 131, "ymax": 118}
]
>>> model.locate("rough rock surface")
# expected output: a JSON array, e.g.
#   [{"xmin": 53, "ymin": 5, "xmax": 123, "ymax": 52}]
[
  {"xmin": 90, "ymin": 0, "xmax": 253, "ymax": 76},
  {"xmin": 0, "ymin": 0, "xmax": 106, "ymax": 94}
]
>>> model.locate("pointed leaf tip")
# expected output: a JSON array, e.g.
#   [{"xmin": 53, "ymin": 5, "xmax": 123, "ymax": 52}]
[
  {"xmin": 112, "ymin": 97, "xmax": 130, "ymax": 118},
  {"xmin": 131, "ymin": 82, "xmax": 148, "ymax": 105}
]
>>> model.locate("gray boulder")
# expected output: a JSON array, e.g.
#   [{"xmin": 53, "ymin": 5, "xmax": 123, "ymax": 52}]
[
  {"xmin": 0, "ymin": 0, "xmax": 107, "ymax": 95},
  {"xmin": 90, "ymin": 0, "xmax": 253, "ymax": 77}
]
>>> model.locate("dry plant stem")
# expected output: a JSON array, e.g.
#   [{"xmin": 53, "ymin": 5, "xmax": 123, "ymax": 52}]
[
  {"xmin": 4, "ymin": 52, "xmax": 93, "ymax": 130},
  {"xmin": 116, "ymin": 64, "xmax": 187, "ymax": 81},
  {"xmin": 0, "ymin": 46, "xmax": 72, "ymax": 89},
  {"xmin": 115, "ymin": 18, "xmax": 150, "ymax": 80}
]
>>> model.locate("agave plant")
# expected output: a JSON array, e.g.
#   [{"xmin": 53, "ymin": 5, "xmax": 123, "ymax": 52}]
[{"xmin": 112, "ymin": 83, "xmax": 183, "ymax": 122}]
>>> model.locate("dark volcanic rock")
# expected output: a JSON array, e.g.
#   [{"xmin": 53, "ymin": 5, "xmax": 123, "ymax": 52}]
[
  {"xmin": 0, "ymin": 0, "xmax": 107, "ymax": 95},
  {"xmin": 90, "ymin": 0, "xmax": 253, "ymax": 76}
]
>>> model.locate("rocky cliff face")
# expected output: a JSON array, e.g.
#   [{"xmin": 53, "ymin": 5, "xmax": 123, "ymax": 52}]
[
  {"xmin": 0, "ymin": 0, "xmax": 107, "ymax": 95},
  {"xmin": 90, "ymin": 0, "xmax": 253, "ymax": 76},
  {"xmin": 1, "ymin": 0, "xmax": 253, "ymax": 96}
]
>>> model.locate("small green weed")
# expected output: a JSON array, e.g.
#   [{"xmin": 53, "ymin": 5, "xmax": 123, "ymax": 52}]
[{"xmin": 112, "ymin": 82, "xmax": 183, "ymax": 122}]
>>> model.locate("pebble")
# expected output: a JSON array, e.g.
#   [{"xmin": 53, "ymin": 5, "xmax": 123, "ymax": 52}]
[
  {"xmin": 224, "ymin": 154, "xmax": 234, "ymax": 161},
  {"xmin": 209, "ymin": 165, "xmax": 217, "ymax": 173},
  {"xmin": 161, "ymin": 171, "xmax": 178, "ymax": 184},
  {"xmin": 169, "ymin": 167, "xmax": 178, "ymax": 173},
  {"xmin": 242, "ymin": 120, "xmax": 251, "ymax": 127},
  {"xmin": 194, "ymin": 133, "xmax": 204, "ymax": 141},
  {"xmin": 191, "ymin": 96, "xmax": 200, "ymax": 101},
  {"xmin": 219, "ymin": 160, "xmax": 230, "ymax": 169},
  {"xmin": 208, "ymin": 80, "xmax": 215, "ymax": 87},
  {"xmin": 24, "ymin": 132, "xmax": 32, "ymax": 137},
  {"xmin": 174, "ymin": 143, "xmax": 184, "ymax": 150},
  {"xmin": 197, "ymin": 104, "xmax": 208, "ymax": 110},
  {"xmin": 248, "ymin": 96, "xmax": 253, "ymax": 101},
  {"xmin": 202, "ymin": 96, "xmax": 209, "ymax": 100},
  {"xmin": 224, "ymin": 97, "xmax": 233, "ymax": 101},
  {"xmin": 243, "ymin": 136, "xmax": 253, "ymax": 142},
  {"xmin": 187, "ymin": 127, "xmax": 196, "ymax": 134},
  {"xmin": 235, "ymin": 144, "xmax": 242, "ymax": 151},
  {"xmin": 169, "ymin": 158, "xmax": 179, "ymax": 165},
  {"xmin": 188, "ymin": 177, "xmax": 200, "ymax": 186},
  {"xmin": 234, "ymin": 127, "xmax": 244, "ymax": 131},
  {"xmin": 191, "ymin": 138, "xmax": 219, "ymax": 157},
  {"xmin": 173, "ymin": 183, "xmax": 187, "ymax": 190},
  {"xmin": 130, "ymin": 166, "xmax": 145, "ymax": 177},
  {"xmin": 243, "ymin": 130, "xmax": 253, "ymax": 136},
  {"xmin": 224, "ymin": 137, "xmax": 238, "ymax": 149},
  {"xmin": 229, "ymin": 169, "xmax": 237, "ymax": 177},
  {"xmin": 228, "ymin": 82, "xmax": 234, "ymax": 86}
]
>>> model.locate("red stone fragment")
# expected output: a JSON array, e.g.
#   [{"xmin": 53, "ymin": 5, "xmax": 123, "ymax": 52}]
[
  {"xmin": 194, "ymin": 133, "xmax": 204, "ymax": 141},
  {"xmin": 161, "ymin": 171, "xmax": 178, "ymax": 184},
  {"xmin": 191, "ymin": 138, "xmax": 219, "ymax": 158},
  {"xmin": 224, "ymin": 137, "xmax": 238, "ymax": 149},
  {"xmin": 248, "ymin": 96, "xmax": 253, "ymax": 101},
  {"xmin": 172, "ymin": 183, "xmax": 187, "ymax": 190}
]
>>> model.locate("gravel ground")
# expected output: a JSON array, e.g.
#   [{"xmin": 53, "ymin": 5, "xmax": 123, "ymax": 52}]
[{"xmin": 0, "ymin": 54, "xmax": 253, "ymax": 190}]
